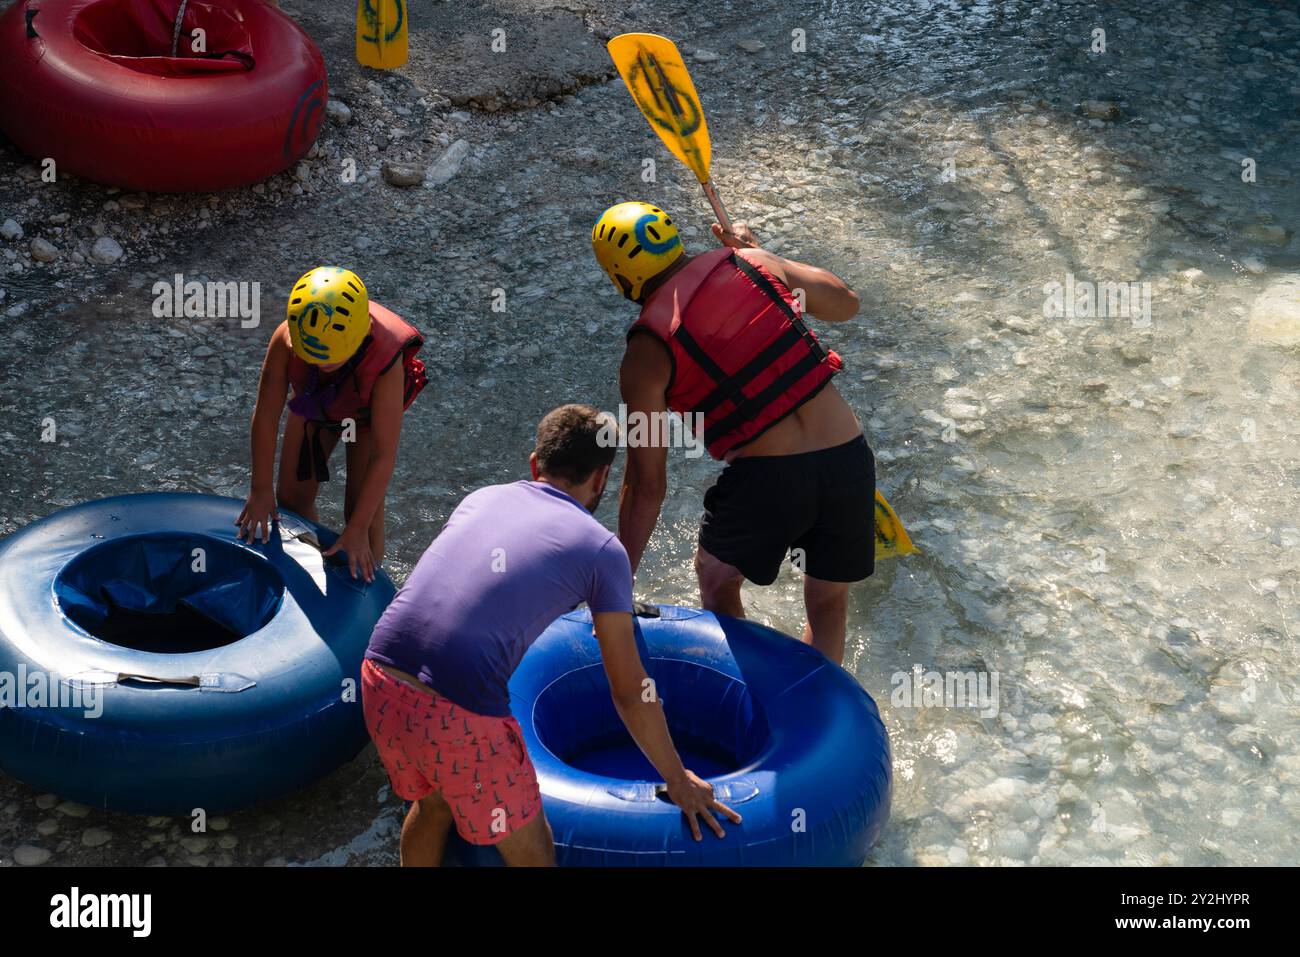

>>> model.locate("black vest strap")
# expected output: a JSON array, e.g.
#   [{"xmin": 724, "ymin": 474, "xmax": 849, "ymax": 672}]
[
  {"xmin": 703, "ymin": 348, "xmax": 824, "ymax": 450},
  {"xmin": 730, "ymin": 252, "xmax": 828, "ymax": 362},
  {"xmin": 672, "ymin": 323, "xmax": 744, "ymax": 412},
  {"xmin": 690, "ymin": 325, "xmax": 804, "ymax": 418},
  {"xmin": 676, "ymin": 252, "xmax": 828, "ymax": 430}
]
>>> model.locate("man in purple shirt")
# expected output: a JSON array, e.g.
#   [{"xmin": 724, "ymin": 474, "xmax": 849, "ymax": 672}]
[{"xmin": 362, "ymin": 404, "xmax": 740, "ymax": 865}]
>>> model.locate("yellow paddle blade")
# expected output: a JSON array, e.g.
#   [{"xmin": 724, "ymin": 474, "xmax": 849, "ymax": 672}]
[
  {"xmin": 875, "ymin": 490, "xmax": 918, "ymax": 561},
  {"xmin": 356, "ymin": 0, "xmax": 408, "ymax": 70},
  {"xmin": 607, "ymin": 33, "xmax": 711, "ymax": 184}
]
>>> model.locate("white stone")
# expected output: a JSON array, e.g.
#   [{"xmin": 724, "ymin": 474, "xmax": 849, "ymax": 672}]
[
  {"xmin": 427, "ymin": 139, "xmax": 470, "ymax": 186},
  {"xmin": 90, "ymin": 236, "xmax": 123, "ymax": 264},
  {"xmin": 325, "ymin": 99, "xmax": 352, "ymax": 125}
]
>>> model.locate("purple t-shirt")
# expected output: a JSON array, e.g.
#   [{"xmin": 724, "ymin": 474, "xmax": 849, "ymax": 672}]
[{"xmin": 365, "ymin": 481, "xmax": 634, "ymax": 717}]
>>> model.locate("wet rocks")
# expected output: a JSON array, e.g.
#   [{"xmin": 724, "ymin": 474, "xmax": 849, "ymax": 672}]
[
  {"xmin": 81, "ymin": 827, "xmax": 114, "ymax": 848},
  {"xmin": 30, "ymin": 237, "xmax": 58, "ymax": 262},
  {"xmin": 1, "ymin": 218, "xmax": 22, "ymax": 241},
  {"xmin": 1208, "ymin": 664, "xmax": 1256, "ymax": 723},
  {"xmin": 13, "ymin": 845, "xmax": 51, "ymax": 866},
  {"xmin": 1077, "ymin": 100, "xmax": 1123, "ymax": 121},
  {"xmin": 179, "ymin": 836, "xmax": 210, "ymax": 854},
  {"xmin": 381, "ymin": 161, "xmax": 426, "ymax": 188},
  {"xmin": 1116, "ymin": 339, "xmax": 1154, "ymax": 365},
  {"xmin": 1243, "ymin": 224, "xmax": 1290, "ymax": 246},
  {"xmin": 90, "ymin": 237, "xmax": 123, "ymax": 265},
  {"xmin": 737, "ymin": 39, "xmax": 766, "ymax": 53},
  {"xmin": 55, "ymin": 801, "xmax": 90, "ymax": 818},
  {"xmin": 993, "ymin": 314, "xmax": 1038, "ymax": 334},
  {"xmin": 1247, "ymin": 275, "xmax": 1300, "ymax": 346},
  {"xmin": 943, "ymin": 387, "xmax": 986, "ymax": 420},
  {"xmin": 943, "ymin": 777, "xmax": 1029, "ymax": 818}
]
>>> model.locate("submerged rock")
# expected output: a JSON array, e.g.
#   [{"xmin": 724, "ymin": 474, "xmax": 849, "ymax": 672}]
[
  {"xmin": 1243, "ymin": 224, "xmax": 1290, "ymax": 246},
  {"xmin": 1077, "ymin": 100, "xmax": 1123, "ymax": 121},
  {"xmin": 1247, "ymin": 275, "xmax": 1300, "ymax": 346}
]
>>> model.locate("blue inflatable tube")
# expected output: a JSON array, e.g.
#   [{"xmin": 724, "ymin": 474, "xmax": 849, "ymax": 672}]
[
  {"xmin": 0, "ymin": 493, "xmax": 395, "ymax": 815},
  {"xmin": 454, "ymin": 606, "xmax": 891, "ymax": 866}
]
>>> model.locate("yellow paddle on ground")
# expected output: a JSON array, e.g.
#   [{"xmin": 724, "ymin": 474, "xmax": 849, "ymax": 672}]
[
  {"xmin": 607, "ymin": 32, "xmax": 917, "ymax": 561},
  {"xmin": 356, "ymin": 0, "xmax": 408, "ymax": 70}
]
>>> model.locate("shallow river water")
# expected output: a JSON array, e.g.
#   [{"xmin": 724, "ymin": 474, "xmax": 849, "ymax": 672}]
[{"xmin": 1, "ymin": 0, "xmax": 1298, "ymax": 866}]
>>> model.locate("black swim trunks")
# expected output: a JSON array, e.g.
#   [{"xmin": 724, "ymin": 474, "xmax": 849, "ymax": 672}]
[{"xmin": 699, "ymin": 434, "xmax": 876, "ymax": 586}]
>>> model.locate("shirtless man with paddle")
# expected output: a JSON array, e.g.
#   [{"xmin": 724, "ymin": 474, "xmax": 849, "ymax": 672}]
[
  {"xmin": 593, "ymin": 204, "xmax": 869, "ymax": 666},
  {"xmin": 595, "ymin": 34, "xmax": 910, "ymax": 665}
]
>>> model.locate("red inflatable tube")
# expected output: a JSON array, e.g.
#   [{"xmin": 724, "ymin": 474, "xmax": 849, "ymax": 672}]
[{"xmin": 0, "ymin": 0, "xmax": 328, "ymax": 192}]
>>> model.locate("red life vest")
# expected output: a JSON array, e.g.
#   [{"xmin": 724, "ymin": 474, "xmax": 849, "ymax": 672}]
[
  {"xmin": 629, "ymin": 248, "xmax": 843, "ymax": 460},
  {"xmin": 287, "ymin": 301, "xmax": 427, "ymax": 427},
  {"xmin": 286, "ymin": 301, "xmax": 427, "ymax": 481}
]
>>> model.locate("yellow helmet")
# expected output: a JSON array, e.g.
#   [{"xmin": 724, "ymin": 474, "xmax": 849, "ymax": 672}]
[
  {"xmin": 591, "ymin": 202, "xmax": 683, "ymax": 302},
  {"xmin": 286, "ymin": 267, "xmax": 371, "ymax": 365}
]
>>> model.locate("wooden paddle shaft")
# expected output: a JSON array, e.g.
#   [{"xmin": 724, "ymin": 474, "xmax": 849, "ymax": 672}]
[{"xmin": 701, "ymin": 179, "xmax": 733, "ymax": 235}]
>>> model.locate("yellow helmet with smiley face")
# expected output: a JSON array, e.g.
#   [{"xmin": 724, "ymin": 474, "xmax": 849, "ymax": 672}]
[
  {"xmin": 286, "ymin": 267, "xmax": 371, "ymax": 365},
  {"xmin": 591, "ymin": 202, "xmax": 683, "ymax": 303}
]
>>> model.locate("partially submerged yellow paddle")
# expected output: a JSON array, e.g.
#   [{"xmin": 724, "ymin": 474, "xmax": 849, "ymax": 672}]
[
  {"xmin": 874, "ymin": 490, "xmax": 917, "ymax": 560},
  {"xmin": 356, "ymin": 0, "xmax": 408, "ymax": 70},
  {"xmin": 607, "ymin": 32, "xmax": 917, "ymax": 561}
]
